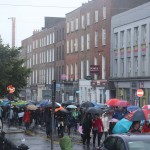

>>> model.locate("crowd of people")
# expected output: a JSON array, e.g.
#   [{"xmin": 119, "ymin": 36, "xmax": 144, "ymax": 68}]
[{"xmin": 0, "ymin": 104, "xmax": 150, "ymax": 150}]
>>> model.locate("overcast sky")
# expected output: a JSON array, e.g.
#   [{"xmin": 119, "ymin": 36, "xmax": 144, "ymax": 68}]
[{"xmin": 0, "ymin": 0, "xmax": 89, "ymax": 47}]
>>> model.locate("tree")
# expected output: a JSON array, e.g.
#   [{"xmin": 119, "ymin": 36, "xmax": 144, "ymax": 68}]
[{"xmin": 0, "ymin": 39, "xmax": 31, "ymax": 98}]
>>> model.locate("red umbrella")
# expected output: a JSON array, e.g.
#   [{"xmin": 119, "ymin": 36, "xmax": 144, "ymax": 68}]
[
  {"xmin": 142, "ymin": 105, "xmax": 150, "ymax": 109},
  {"xmin": 125, "ymin": 109, "xmax": 150, "ymax": 121},
  {"xmin": 105, "ymin": 98, "xmax": 120, "ymax": 106},
  {"xmin": 115, "ymin": 100, "xmax": 131, "ymax": 107}
]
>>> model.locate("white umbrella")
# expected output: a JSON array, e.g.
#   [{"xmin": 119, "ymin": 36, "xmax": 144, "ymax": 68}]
[{"xmin": 66, "ymin": 105, "xmax": 77, "ymax": 109}]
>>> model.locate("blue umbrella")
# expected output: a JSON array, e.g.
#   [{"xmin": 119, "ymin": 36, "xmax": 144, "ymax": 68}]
[
  {"xmin": 127, "ymin": 106, "xmax": 140, "ymax": 112},
  {"xmin": 112, "ymin": 118, "xmax": 132, "ymax": 134},
  {"xmin": 39, "ymin": 100, "xmax": 50, "ymax": 107}
]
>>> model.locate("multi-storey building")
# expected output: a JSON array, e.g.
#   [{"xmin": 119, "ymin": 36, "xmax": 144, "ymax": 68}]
[
  {"xmin": 65, "ymin": 0, "xmax": 149, "ymax": 104},
  {"xmin": 20, "ymin": 17, "xmax": 65, "ymax": 102},
  {"xmin": 110, "ymin": 2, "xmax": 150, "ymax": 106}
]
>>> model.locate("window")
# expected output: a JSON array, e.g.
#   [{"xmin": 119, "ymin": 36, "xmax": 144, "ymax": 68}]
[
  {"xmin": 67, "ymin": 40, "xmax": 69, "ymax": 53},
  {"xmin": 32, "ymin": 54, "xmax": 35, "ymax": 65},
  {"xmin": 50, "ymin": 34, "xmax": 52, "ymax": 44},
  {"xmin": 103, "ymin": 137, "xmax": 116, "ymax": 150},
  {"xmin": 102, "ymin": 55, "xmax": 106, "ymax": 79},
  {"xmin": 95, "ymin": 31, "xmax": 98, "ymax": 47},
  {"xmin": 36, "ymin": 40, "xmax": 38, "ymax": 48},
  {"xmin": 102, "ymin": 28, "xmax": 106, "ymax": 45},
  {"xmin": 52, "ymin": 48, "xmax": 54, "ymax": 61},
  {"xmin": 75, "ymin": 18, "xmax": 79, "ymax": 30},
  {"xmin": 32, "ymin": 41, "xmax": 35, "ymax": 49},
  {"xmin": 81, "ymin": 60, "xmax": 84, "ymax": 79},
  {"xmin": 121, "ymin": 58, "xmax": 124, "ymax": 76},
  {"xmin": 134, "ymin": 57, "xmax": 138, "ymax": 74},
  {"xmin": 52, "ymin": 32, "xmax": 55, "ymax": 43},
  {"xmin": 86, "ymin": 59, "xmax": 90, "ymax": 76},
  {"xmin": 66, "ymin": 65, "xmax": 69, "ymax": 80},
  {"xmin": 95, "ymin": 10, "xmax": 98, "ymax": 22},
  {"xmin": 71, "ymin": 21, "xmax": 74, "ymax": 32},
  {"xmin": 120, "ymin": 31, "xmax": 124, "ymax": 48},
  {"xmin": 67, "ymin": 22, "xmax": 69, "ymax": 33},
  {"xmin": 134, "ymin": 27, "xmax": 139, "ymax": 45},
  {"xmin": 127, "ymin": 29, "xmax": 131, "ymax": 47},
  {"xmin": 115, "ymin": 138, "xmax": 125, "ymax": 150},
  {"xmin": 87, "ymin": 33, "xmax": 90, "ymax": 50},
  {"xmin": 81, "ymin": 15, "xmax": 85, "ymax": 29},
  {"xmin": 114, "ymin": 59, "xmax": 118, "ymax": 76},
  {"xmin": 141, "ymin": 24, "xmax": 146, "ymax": 44},
  {"xmin": 127, "ymin": 58, "xmax": 131, "ymax": 76},
  {"xmin": 81, "ymin": 36, "xmax": 84, "ymax": 51},
  {"xmin": 75, "ymin": 63, "xmax": 78, "ymax": 80},
  {"xmin": 141, "ymin": 55, "xmax": 146, "ymax": 75},
  {"xmin": 75, "ymin": 38, "xmax": 78, "ymax": 52},
  {"xmin": 103, "ymin": 6, "xmax": 106, "ymax": 19},
  {"xmin": 47, "ymin": 35, "xmax": 49, "ymax": 45},
  {"xmin": 87, "ymin": 12, "xmax": 90, "ymax": 26},
  {"xmin": 71, "ymin": 39, "xmax": 73, "ymax": 53},
  {"xmin": 114, "ymin": 33, "xmax": 118, "ymax": 49}
]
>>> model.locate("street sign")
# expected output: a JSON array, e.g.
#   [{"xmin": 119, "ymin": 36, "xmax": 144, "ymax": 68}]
[{"xmin": 137, "ymin": 89, "xmax": 144, "ymax": 97}]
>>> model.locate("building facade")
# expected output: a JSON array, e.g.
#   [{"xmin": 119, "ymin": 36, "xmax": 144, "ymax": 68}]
[
  {"xmin": 20, "ymin": 17, "xmax": 65, "ymax": 102},
  {"xmin": 110, "ymin": 2, "xmax": 150, "ymax": 106}
]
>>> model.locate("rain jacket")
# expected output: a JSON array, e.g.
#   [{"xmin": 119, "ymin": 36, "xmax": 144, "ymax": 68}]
[
  {"xmin": 92, "ymin": 117, "xmax": 104, "ymax": 133},
  {"xmin": 59, "ymin": 136, "xmax": 73, "ymax": 150}
]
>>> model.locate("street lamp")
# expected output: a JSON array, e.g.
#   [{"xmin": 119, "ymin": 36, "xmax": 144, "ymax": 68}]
[{"xmin": 8, "ymin": 17, "xmax": 16, "ymax": 47}]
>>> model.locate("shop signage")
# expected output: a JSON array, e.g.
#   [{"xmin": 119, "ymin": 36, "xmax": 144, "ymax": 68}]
[{"xmin": 90, "ymin": 65, "xmax": 100, "ymax": 74}]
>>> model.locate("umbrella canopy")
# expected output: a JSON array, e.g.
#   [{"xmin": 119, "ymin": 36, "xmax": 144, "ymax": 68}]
[
  {"xmin": 66, "ymin": 105, "xmax": 77, "ymax": 109},
  {"xmin": 105, "ymin": 98, "xmax": 120, "ymax": 106},
  {"xmin": 86, "ymin": 107, "xmax": 102, "ymax": 115},
  {"xmin": 59, "ymin": 109, "xmax": 69, "ymax": 114},
  {"xmin": 81, "ymin": 101, "xmax": 95, "ymax": 108},
  {"xmin": 142, "ymin": 105, "xmax": 150, "ymax": 109},
  {"xmin": 125, "ymin": 109, "xmax": 150, "ymax": 121},
  {"xmin": 115, "ymin": 100, "xmax": 131, "ymax": 107},
  {"xmin": 54, "ymin": 106, "xmax": 64, "ymax": 112},
  {"xmin": 49, "ymin": 102, "xmax": 61, "ymax": 108},
  {"xmin": 112, "ymin": 118, "xmax": 132, "ymax": 134},
  {"xmin": 127, "ymin": 106, "xmax": 140, "ymax": 112},
  {"xmin": 26, "ymin": 104, "xmax": 37, "ymax": 110},
  {"xmin": 39, "ymin": 100, "xmax": 50, "ymax": 107},
  {"xmin": 109, "ymin": 118, "xmax": 118, "ymax": 123}
]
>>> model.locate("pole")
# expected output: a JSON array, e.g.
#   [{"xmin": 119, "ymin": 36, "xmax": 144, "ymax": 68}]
[{"xmin": 51, "ymin": 80, "xmax": 56, "ymax": 150}]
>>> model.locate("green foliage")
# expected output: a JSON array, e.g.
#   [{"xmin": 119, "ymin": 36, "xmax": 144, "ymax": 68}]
[{"xmin": 0, "ymin": 40, "xmax": 31, "ymax": 98}]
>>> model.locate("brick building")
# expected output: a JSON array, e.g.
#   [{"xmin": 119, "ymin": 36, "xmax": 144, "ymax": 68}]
[{"xmin": 20, "ymin": 17, "xmax": 65, "ymax": 102}]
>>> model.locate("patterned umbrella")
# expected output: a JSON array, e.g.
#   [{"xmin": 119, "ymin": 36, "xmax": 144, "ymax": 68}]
[
  {"xmin": 125, "ymin": 109, "xmax": 150, "ymax": 121},
  {"xmin": 27, "ymin": 104, "xmax": 37, "ymax": 110},
  {"xmin": 142, "ymin": 105, "xmax": 150, "ymax": 109}
]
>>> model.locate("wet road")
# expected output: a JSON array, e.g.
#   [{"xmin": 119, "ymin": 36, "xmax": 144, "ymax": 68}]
[{"xmin": 5, "ymin": 132, "xmax": 84, "ymax": 150}]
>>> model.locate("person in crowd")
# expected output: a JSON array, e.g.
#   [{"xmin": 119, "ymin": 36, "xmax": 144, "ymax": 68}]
[
  {"xmin": 142, "ymin": 121, "xmax": 150, "ymax": 133},
  {"xmin": 23, "ymin": 108, "xmax": 31, "ymax": 131},
  {"xmin": 108, "ymin": 121, "xmax": 116, "ymax": 135},
  {"xmin": 18, "ymin": 107, "xmax": 24, "ymax": 126},
  {"xmin": 44, "ymin": 107, "xmax": 52, "ymax": 138},
  {"xmin": 66, "ymin": 113, "xmax": 75, "ymax": 136},
  {"xmin": 72, "ymin": 109, "xmax": 79, "ymax": 132},
  {"xmin": 82, "ymin": 113, "xmax": 92, "ymax": 149},
  {"xmin": 57, "ymin": 115, "xmax": 65, "ymax": 137},
  {"xmin": 92, "ymin": 113, "xmax": 104, "ymax": 149},
  {"xmin": 130, "ymin": 121, "xmax": 141, "ymax": 133},
  {"xmin": 112, "ymin": 107, "xmax": 122, "ymax": 120},
  {"xmin": 121, "ymin": 107, "xmax": 128, "ymax": 118},
  {"xmin": 0, "ymin": 106, "xmax": 3, "ymax": 130},
  {"xmin": 102, "ymin": 112, "xmax": 109, "ymax": 139},
  {"xmin": 8, "ymin": 106, "xmax": 14, "ymax": 127}
]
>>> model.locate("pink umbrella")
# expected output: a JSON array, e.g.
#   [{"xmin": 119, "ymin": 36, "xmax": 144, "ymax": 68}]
[
  {"xmin": 142, "ymin": 105, "xmax": 150, "ymax": 109},
  {"xmin": 115, "ymin": 100, "xmax": 131, "ymax": 107},
  {"xmin": 109, "ymin": 118, "xmax": 118, "ymax": 123}
]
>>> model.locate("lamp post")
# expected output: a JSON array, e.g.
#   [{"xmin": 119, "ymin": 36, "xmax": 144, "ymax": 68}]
[{"xmin": 8, "ymin": 17, "xmax": 16, "ymax": 47}]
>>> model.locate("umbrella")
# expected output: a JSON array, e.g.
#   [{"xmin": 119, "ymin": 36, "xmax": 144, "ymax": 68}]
[
  {"xmin": 49, "ymin": 102, "xmax": 61, "ymax": 108},
  {"xmin": 125, "ymin": 109, "xmax": 150, "ymax": 121},
  {"xmin": 61, "ymin": 100, "xmax": 73, "ymax": 107},
  {"xmin": 81, "ymin": 101, "xmax": 95, "ymax": 108},
  {"xmin": 86, "ymin": 107, "xmax": 102, "ymax": 115},
  {"xmin": 27, "ymin": 104, "xmax": 37, "ymax": 110},
  {"xmin": 142, "ymin": 105, "xmax": 150, "ymax": 109},
  {"xmin": 105, "ymin": 98, "xmax": 120, "ymax": 106},
  {"xmin": 112, "ymin": 118, "xmax": 132, "ymax": 134},
  {"xmin": 54, "ymin": 106, "xmax": 64, "ymax": 112},
  {"xmin": 66, "ymin": 105, "xmax": 77, "ymax": 109},
  {"xmin": 39, "ymin": 100, "xmax": 50, "ymax": 107},
  {"xmin": 127, "ymin": 106, "xmax": 140, "ymax": 112},
  {"xmin": 59, "ymin": 109, "xmax": 69, "ymax": 114},
  {"xmin": 115, "ymin": 100, "xmax": 131, "ymax": 107},
  {"xmin": 109, "ymin": 118, "xmax": 118, "ymax": 123}
]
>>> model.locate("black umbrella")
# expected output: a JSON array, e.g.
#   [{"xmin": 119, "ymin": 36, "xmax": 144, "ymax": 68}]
[
  {"xmin": 81, "ymin": 101, "xmax": 95, "ymax": 108},
  {"xmin": 86, "ymin": 107, "xmax": 103, "ymax": 115},
  {"xmin": 48, "ymin": 102, "xmax": 61, "ymax": 108}
]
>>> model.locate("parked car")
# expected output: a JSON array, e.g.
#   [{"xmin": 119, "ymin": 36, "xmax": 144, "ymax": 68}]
[{"xmin": 99, "ymin": 133, "xmax": 150, "ymax": 150}]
